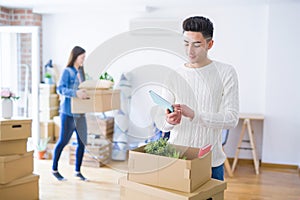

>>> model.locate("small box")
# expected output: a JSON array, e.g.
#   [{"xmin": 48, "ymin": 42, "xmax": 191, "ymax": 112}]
[
  {"xmin": 71, "ymin": 89, "xmax": 120, "ymax": 113},
  {"xmin": 39, "ymin": 83, "xmax": 56, "ymax": 95},
  {"xmin": 39, "ymin": 94, "xmax": 59, "ymax": 109},
  {"xmin": 0, "ymin": 151, "xmax": 34, "ymax": 184},
  {"xmin": 40, "ymin": 120, "xmax": 54, "ymax": 142},
  {"xmin": 0, "ymin": 174, "xmax": 39, "ymax": 200},
  {"xmin": 119, "ymin": 176, "xmax": 226, "ymax": 200},
  {"xmin": 0, "ymin": 139, "xmax": 27, "ymax": 156},
  {"xmin": 0, "ymin": 118, "xmax": 32, "ymax": 141},
  {"xmin": 128, "ymin": 144, "xmax": 211, "ymax": 193}
]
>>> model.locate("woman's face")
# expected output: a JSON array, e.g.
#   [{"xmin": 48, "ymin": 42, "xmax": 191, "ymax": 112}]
[{"xmin": 75, "ymin": 53, "xmax": 86, "ymax": 67}]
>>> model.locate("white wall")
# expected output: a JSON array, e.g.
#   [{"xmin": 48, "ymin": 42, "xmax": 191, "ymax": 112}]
[
  {"xmin": 262, "ymin": 1, "xmax": 300, "ymax": 165},
  {"xmin": 42, "ymin": 1, "xmax": 299, "ymax": 165}
]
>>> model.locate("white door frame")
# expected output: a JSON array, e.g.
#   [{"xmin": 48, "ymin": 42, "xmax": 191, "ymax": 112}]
[{"xmin": 0, "ymin": 26, "xmax": 40, "ymax": 145}]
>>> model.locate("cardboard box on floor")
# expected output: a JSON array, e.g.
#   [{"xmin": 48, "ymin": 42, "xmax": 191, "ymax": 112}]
[
  {"xmin": 0, "ymin": 174, "xmax": 39, "ymax": 200},
  {"xmin": 128, "ymin": 144, "xmax": 211, "ymax": 193},
  {"xmin": 0, "ymin": 118, "xmax": 32, "ymax": 141},
  {"xmin": 119, "ymin": 176, "xmax": 226, "ymax": 200},
  {"xmin": 0, "ymin": 151, "xmax": 34, "ymax": 184}
]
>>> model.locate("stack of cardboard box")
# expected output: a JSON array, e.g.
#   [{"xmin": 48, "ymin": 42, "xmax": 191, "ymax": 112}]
[
  {"xmin": 86, "ymin": 113, "xmax": 114, "ymax": 141},
  {"xmin": 39, "ymin": 84, "xmax": 59, "ymax": 142},
  {"xmin": 0, "ymin": 118, "xmax": 39, "ymax": 199},
  {"xmin": 120, "ymin": 144, "xmax": 227, "ymax": 200},
  {"xmin": 69, "ymin": 138, "xmax": 111, "ymax": 168}
]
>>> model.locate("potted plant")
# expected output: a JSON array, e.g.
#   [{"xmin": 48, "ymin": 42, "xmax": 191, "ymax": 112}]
[
  {"xmin": 44, "ymin": 72, "xmax": 53, "ymax": 84},
  {"xmin": 36, "ymin": 137, "xmax": 51, "ymax": 159}
]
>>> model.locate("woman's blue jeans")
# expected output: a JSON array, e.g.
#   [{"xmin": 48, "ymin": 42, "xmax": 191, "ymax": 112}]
[{"xmin": 52, "ymin": 113, "xmax": 87, "ymax": 172}]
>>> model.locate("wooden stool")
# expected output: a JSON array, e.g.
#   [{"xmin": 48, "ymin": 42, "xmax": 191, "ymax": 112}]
[{"xmin": 231, "ymin": 113, "xmax": 264, "ymax": 175}]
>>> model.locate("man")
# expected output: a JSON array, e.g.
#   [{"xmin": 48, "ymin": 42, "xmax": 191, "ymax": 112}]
[{"xmin": 155, "ymin": 16, "xmax": 239, "ymax": 181}]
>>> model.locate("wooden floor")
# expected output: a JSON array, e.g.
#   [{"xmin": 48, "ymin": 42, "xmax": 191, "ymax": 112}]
[{"xmin": 34, "ymin": 157, "xmax": 300, "ymax": 200}]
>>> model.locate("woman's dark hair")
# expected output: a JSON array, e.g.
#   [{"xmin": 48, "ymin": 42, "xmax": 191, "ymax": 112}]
[
  {"xmin": 66, "ymin": 46, "xmax": 86, "ymax": 68},
  {"xmin": 182, "ymin": 16, "xmax": 214, "ymax": 40}
]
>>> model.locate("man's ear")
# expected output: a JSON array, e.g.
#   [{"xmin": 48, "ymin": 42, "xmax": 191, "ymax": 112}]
[{"xmin": 207, "ymin": 39, "xmax": 214, "ymax": 50}]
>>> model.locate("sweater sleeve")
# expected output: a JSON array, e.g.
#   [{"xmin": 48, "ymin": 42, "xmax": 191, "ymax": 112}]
[
  {"xmin": 56, "ymin": 69, "xmax": 77, "ymax": 98},
  {"xmin": 192, "ymin": 66, "xmax": 239, "ymax": 129}
]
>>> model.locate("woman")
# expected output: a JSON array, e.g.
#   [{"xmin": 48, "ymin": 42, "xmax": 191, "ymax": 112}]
[{"xmin": 52, "ymin": 46, "xmax": 89, "ymax": 181}]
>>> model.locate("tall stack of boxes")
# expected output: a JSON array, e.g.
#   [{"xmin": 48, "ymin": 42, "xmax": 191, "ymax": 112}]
[
  {"xmin": 120, "ymin": 144, "xmax": 227, "ymax": 200},
  {"xmin": 0, "ymin": 118, "xmax": 39, "ymax": 199},
  {"xmin": 39, "ymin": 84, "xmax": 59, "ymax": 143}
]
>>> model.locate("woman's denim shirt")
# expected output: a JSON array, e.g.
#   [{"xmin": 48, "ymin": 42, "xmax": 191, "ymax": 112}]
[{"xmin": 57, "ymin": 66, "xmax": 84, "ymax": 117}]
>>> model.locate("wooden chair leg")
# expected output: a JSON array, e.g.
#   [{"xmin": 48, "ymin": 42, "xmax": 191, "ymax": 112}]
[{"xmin": 224, "ymin": 158, "xmax": 233, "ymax": 177}]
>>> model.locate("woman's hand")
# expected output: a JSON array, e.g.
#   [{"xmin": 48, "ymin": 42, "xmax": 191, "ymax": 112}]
[{"xmin": 76, "ymin": 89, "xmax": 89, "ymax": 99}]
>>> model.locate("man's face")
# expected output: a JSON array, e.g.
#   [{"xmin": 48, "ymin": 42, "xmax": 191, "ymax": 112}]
[{"xmin": 183, "ymin": 31, "xmax": 213, "ymax": 64}]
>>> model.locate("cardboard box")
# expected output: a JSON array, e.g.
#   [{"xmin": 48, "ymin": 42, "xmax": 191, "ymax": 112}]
[
  {"xmin": 128, "ymin": 145, "xmax": 211, "ymax": 193},
  {"xmin": 0, "ymin": 151, "xmax": 33, "ymax": 184},
  {"xmin": 69, "ymin": 140, "xmax": 111, "ymax": 168},
  {"xmin": 0, "ymin": 174, "xmax": 39, "ymax": 200},
  {"xmin": 0, "ymin": 139, "xmax": 27, "ymax": 156},
  {"xmin": 39, "ymin": 83, "xmax": 56, "ymax": 95},
  {"xmin": 0, "ymin": 118, "xmax": 32, "ymax": 141},
  {"xmin": 40, "ymin": 120, "xmax": 54, "ymax": 142},
  {"xmin": 86, "ymin": 114, "xmax": 114, "ymax": 136},
  {"xmin": 39, "ymin": 94, "xmax": 59, "ymax": 109},
  {"xmin": 71, "ymin": 89, "xmax": 120, "ymax": 113},
  {"xmin": 119, "ymin": 176, "xmax": 226, "ymax": 200}
]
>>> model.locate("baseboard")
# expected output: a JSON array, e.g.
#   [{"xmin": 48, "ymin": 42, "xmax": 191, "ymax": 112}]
[
  {"xmin": 227, "ymin": 157, "xmax": 298, "ymax": 170},
  {"xmin": 227, "ymin": 158, "xmax": 257, "ymax": 165}
]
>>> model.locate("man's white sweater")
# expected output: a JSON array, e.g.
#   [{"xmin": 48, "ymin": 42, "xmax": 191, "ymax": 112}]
[{"xmin": 154, "ymin": 60, "xmax": 239, "ymax": 167}]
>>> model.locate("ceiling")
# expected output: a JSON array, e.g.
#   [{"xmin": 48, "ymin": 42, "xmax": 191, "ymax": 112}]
[{"xmin": 0, "ymin": 0, "xmax": 272, "ymax": 14}]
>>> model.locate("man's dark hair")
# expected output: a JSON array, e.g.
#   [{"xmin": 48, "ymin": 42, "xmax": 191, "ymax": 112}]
[{"xmin": 182, "ymin": 16, "xmax": 214, "ymax": 40}]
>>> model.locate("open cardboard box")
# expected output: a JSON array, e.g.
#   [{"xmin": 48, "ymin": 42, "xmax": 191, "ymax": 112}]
[
  {"xmin": 128, "ymin": 144, "xmax": 211, "ymax": 193},
  {"xmin": 120, "ymin": 176, "xmax": 226, "ymax": 200}
]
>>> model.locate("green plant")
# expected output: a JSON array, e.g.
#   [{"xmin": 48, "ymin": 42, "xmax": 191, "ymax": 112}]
[
  {"xmin": 36, "ymin": 137, "xmax": 51, "ymax": 152},
  {"xmin": 144, "ymin": 138, "xmax": 186, "ymax": 159},
  {"xmin": 44, "ymin": 72, "xmax": 52, "ymax": 78},
  {"xmin": 99, "ymin": 72, "xmax": 114, "ymax": 82}
]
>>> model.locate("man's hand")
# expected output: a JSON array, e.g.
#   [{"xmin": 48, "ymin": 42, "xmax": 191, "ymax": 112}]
[
  {"xmin": 76, "ymin": 89, "xmax": 89, "ymax": 99},
  {"xmin": 166, "ymin": 104, "xmax": 182, "ymax": 125}
]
